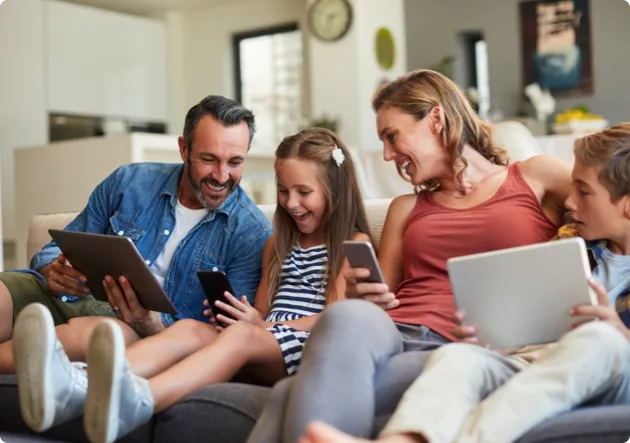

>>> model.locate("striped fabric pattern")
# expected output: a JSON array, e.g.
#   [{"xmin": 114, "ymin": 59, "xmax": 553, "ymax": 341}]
[{"xmin": 265, "ymin": 243, "xmax": 327, "ymax": 374}]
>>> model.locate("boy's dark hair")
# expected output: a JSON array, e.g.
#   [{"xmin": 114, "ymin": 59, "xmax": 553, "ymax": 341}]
[{"xmin": 574, "ymin": 123, "xmax": 630, "ymax": 201}]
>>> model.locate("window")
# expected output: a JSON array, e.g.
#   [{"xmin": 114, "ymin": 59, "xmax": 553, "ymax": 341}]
[{"xmin": 234, "ymin": 24, "xmax": 303, "ymax": 154}]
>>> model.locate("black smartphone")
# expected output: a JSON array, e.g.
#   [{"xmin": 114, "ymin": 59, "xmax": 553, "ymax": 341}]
[
  {"xmin": 342, "ymin": 241, "xmax": 386, "ymax": 284},
  {"xmin": 196, "ymin": 270, "xmax": 237, "ymax": 325}
]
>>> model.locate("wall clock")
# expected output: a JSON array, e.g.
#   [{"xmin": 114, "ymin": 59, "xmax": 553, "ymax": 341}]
[{"xmin": 308, "ymin": 0, "xmax": 353, "ymax": 42}]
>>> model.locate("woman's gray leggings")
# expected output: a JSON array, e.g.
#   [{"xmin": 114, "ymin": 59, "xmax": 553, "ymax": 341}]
[{"xmin": 247, "ymin": 299, "xmax": 450, "ymax": 442}]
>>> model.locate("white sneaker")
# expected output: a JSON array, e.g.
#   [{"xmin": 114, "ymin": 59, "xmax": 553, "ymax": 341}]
[
  {"xmin": 84, "ymin": 319, "xmax": 154, "ymax": 443},
  {"xmin": 12, "ymin": 303, "xmax": 88, "ymax": 432}
]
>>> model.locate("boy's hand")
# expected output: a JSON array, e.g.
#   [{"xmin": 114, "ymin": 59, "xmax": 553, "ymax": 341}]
[
  {"xmin": 571, "ymin": 279, "xmax": 630, "ymax": 341},
  {"xmin": 214, "ymin": 292, "xmax": 265, "ymax": 328}
]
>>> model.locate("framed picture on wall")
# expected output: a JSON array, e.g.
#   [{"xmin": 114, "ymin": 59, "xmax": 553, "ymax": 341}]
[{"xmin": 520, "ymin": 0, "xmax": 593, "ymax": 95}]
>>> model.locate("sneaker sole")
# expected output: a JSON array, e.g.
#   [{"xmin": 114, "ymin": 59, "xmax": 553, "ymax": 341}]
[
  {"xmin": 84, "ymin": 320, "xmax": 124, "ymax": 443},
  {"xmin": 12, "ymin": 303, "xmax": 56, "ymax": 432}
]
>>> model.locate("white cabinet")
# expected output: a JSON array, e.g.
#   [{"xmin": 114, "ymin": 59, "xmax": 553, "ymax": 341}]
[
  {"xmin": 45, "ymin": 0, "xmax": 167, "ymax": 122},
  {"xmin": 0, "ymin": 0, "xmax": 48, "ymax": 248},
  {"xmin": 13, "ymin": 134, "xmax": 276, "ymax": 268}
]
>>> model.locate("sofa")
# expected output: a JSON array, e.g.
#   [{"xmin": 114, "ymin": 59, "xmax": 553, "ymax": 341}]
[{"xmin": 2, "ymin": 200, "xmax": 630, "ymax": 442}]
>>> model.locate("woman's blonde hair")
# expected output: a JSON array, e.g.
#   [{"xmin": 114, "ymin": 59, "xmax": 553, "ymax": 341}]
[
  {"xmin": 372, "ymin": 69, "xmax": 509, "ymax": 191},
  {"xmin": 267, "ymin": 128, "xmax": 374, "ymax": 305}
]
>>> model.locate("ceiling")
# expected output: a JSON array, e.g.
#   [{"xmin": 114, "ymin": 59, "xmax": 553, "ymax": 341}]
[{"xmin": 62, "ymin": 0, "xmax": 235, "ymax": 16}]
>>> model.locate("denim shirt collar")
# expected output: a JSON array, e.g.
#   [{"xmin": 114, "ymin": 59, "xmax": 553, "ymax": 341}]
[{"xmin": 159, "ymin": 164, "xmax": 241, "ymax": 218}]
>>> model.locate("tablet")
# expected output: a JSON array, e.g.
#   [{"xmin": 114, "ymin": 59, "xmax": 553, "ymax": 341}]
[
  {"xmin": 48, "ymin": 229, "xmax": 178, "ymax": 315},
  {"xmin": 447, "ymin": 237, "xmax": 596, "ymax": 349}
]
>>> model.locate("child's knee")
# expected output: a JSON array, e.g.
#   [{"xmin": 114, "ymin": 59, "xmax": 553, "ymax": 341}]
[{"xmin": 170, "ymin": 318, "xmax": 215, "ymax": 343}]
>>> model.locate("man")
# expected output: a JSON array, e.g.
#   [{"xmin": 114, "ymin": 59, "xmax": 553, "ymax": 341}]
[{"xmin": 0, "ymin": 95, "xmax": 272, "ymax": 373}]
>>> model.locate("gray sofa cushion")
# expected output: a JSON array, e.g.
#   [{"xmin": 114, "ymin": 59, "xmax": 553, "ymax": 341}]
[
  {"xmin": 516, "ymin": 404, "xmax": 630, "ymax": 443},
  {"xmin": 374, "ymin": 404, "xmax": 630, "ymax": 443},
  {"xmin": 3, "ymin": 373, "xmax": 630, "ymax": 443},
  {"xmin": 0, "ymin": 374, "xmax": 270, "ymax": 443}
]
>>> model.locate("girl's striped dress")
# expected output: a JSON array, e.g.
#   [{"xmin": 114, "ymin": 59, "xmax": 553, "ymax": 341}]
[{"xmin": 265, "ymin": 243, "xmax": 327, "ymax": 375}]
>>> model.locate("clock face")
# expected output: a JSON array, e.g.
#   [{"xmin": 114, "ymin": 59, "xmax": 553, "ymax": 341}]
[{"xmin": 308, "ymin": 0, "xmax": 353, "ymax": 42}]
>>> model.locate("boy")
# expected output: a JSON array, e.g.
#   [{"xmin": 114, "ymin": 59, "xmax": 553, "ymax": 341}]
[{"xmin": 300, "ymin": 124, "xmax": 630, "ymax": 443}]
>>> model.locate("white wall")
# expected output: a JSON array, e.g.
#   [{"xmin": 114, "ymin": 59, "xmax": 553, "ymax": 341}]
[
  {"xmin": 307, "ymin": 0, "xmax": 359, "ymax": 147},
  {"xmin": 355, "ymin": 0, "xmax": 407, "ymax": 150},
  {"xmin": 307, "ymin": 0, "xmax": 407, "ymax": 150},
  {"xmin": 45, "ymin": 0, "xmax": 167, "ymax": 121},
  {"xmin": 404, "ymin": 0, "xmax": 630, "ymax": 125},
  {"xmin": 181, "ymin": 0, "xmax": 307, "ymax": 110},
  {"xmin": 164, "ymin": 11, "xmax": 188, "ymax": 135},
  {"xmin": 0, "ymin": 0, "xmax": 48, "ymax": 243}
]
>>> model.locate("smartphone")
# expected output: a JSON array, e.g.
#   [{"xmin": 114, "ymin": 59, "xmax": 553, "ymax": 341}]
[
  {"xmin": 342, "ymin": 241, "xmax": 385, "ymax": 284},
  {"xmin": 196, "ymin": 270, "xmax": 237, "ymax": 325}
]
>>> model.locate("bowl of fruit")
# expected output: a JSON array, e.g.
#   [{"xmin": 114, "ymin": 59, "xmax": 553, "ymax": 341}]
[{"xmin": 553, "ymin": 106, "xmax": 608, "ymax": 134}]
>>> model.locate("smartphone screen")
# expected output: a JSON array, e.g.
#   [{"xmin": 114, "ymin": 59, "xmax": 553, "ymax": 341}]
[
  {"xmin": 197, "ymin": 270, "xmax": 237, "ymax": 325},
  {"xmin": 342, "ymin": 241, "xmax": 385, "ymax": 284}
]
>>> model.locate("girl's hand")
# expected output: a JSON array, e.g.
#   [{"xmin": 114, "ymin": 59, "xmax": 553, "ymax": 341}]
[
  {"xmin": 214, "ymin": 292, "xmax": 266, "ymax": 327},
  {"xmin": 571, "ymin": 279, "xmax": 630, "ymax": 341},
  {"xmin": 344, "ymin": 267, "xmax": 399, "ymax": 310}
]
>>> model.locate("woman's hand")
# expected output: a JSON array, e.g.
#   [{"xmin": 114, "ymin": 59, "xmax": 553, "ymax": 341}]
[
  {"xmin": 344, "ymin": 267, "xmax": 399, "ymax": 310},
  {"xmin": 214, "ymin": 292, "xmax": 266, "ymax": 328},
  {"xmin": 451, "ymin": 311, "xmax": 480, "ymax": 344}
]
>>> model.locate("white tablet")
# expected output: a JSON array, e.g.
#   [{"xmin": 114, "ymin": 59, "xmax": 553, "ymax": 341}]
[
  {"xmin": 447, "ymin": 238, "xmax": 596, "ymax": 349},
  {"xmin": 49, "ymin": 229, "xmax": 178, "ymax": 315}
]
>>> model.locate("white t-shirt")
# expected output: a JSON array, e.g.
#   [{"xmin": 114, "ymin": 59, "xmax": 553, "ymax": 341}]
[{"xmin": 150, "ymin": 200, "xmax": 209, "ymax": 287}]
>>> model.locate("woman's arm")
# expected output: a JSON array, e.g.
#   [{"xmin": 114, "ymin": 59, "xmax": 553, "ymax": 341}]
[
  {"xmin": 269, "ymin": 232, "xmax": 371, "ymax": 332},
  {"xmin": 519, "ymin": 155, "xmax": 572, "ymax": 227},
  {"xmin": 376, "ymin": 194, "xmax": 418, "ymax": 291}
]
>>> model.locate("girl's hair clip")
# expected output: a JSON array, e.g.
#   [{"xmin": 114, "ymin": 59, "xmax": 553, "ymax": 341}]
[{"xmin": 331, "ymin": 145, "xmax": 345, "ymax": 167}]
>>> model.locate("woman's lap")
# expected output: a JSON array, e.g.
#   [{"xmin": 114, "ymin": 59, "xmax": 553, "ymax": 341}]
[{"xmin": 247, "ymin": 299, "xmax": 449, "ymax": 442}]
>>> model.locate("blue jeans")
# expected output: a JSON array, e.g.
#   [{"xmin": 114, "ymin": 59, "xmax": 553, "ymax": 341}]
[{"xmin": 247, "ymin": 299, "xmax": 450, "ymax": 442}]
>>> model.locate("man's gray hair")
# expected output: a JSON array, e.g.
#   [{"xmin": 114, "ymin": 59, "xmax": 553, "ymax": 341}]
[{"xmin": 183, "ymin": 95, "xmax": 256, "ymax": 150}]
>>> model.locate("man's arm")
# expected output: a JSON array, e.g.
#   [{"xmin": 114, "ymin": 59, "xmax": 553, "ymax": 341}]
[
  {"xmin": 225, "ymin": 223, "xmax": 272, "ymax": 305},
  {"xmin": 30, "ymin": 166, "xmax": 124, "ymax": 272}
]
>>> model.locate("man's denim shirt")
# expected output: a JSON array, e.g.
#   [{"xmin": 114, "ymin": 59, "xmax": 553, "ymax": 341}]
[{"xmin": 30, "ymin": 163, "xmax": 272, "ymax": 327}]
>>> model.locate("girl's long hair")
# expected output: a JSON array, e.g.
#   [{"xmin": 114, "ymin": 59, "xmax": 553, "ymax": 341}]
[{"xmin": 267, "ymin": 127, "xmax": 374, "ymax": 304}]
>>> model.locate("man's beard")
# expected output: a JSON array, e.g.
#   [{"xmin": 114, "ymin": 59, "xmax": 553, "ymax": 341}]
[{"xmin": 187, "ymin": 163, "xmax": 238, "ymax": 209}]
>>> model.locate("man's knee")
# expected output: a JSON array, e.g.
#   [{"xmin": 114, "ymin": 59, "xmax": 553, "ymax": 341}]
[{"xmin": 0, "ymin": 280, "xmax": 14, "ymax": 343}]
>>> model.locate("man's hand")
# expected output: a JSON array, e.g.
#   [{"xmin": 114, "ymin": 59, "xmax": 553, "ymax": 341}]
[
  {"xmin": 571, "ymin": 279, "xmax": 630, "ymax": 341},
  {"xmin": 214, "ymin": 292, "xmax": 265, "ymax": 328},
  {"xmin": 451, "ymin": 311, "xmax": 480, "ymax": 344},
  {"xmin": 40, "ymin": 253, "xmax": 90, "ymax": 297},
  {"xmin": 102, "ymin": 275, "xmax": 164, "ymax": 336},
  {"xmin": 344, "ymin": 268, "xmax": 399, "ymax": 310}
]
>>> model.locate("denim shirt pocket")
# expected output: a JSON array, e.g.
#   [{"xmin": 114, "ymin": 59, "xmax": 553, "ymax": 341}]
[{"xmin": 108, "ymin": 212, "xmax": 146, "ymax": 243}]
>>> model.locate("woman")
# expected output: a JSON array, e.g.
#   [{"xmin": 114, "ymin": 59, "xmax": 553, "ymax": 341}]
[{"xmin": 247, "ymin": 69, "xmax": 571, "ymax": 442}]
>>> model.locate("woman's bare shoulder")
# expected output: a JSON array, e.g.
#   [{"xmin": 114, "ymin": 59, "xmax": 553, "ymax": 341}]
[
  {"xmin": 385, "ymin": 193, "xmax": 419, "ymax": 223},
  {"xmin": 518, "ymin": 155, "xmax": 572, "ymax": 187}
]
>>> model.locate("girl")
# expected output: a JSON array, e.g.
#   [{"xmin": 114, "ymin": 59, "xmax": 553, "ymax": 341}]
[{"xmin": 12, "ymin": 128, "xmax": 373, "ymax": 443}]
